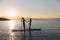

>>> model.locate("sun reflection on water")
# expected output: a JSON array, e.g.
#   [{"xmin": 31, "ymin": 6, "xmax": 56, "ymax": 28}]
[
  {"xmin": 9, "ymin": 20, "xmax": 14, "ymax": 30},
  {"xmin": 9, "ymin": 20, "xmax": 15, "ymax": 40},
  {"xmin": 9, "ymin": 32, "xmax": 15, "ymax": 40}
]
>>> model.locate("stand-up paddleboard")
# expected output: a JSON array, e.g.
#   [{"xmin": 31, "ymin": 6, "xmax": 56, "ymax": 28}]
[{"xmin": 12, "ymin": 28, "xmax": 41, "ymax": 32}]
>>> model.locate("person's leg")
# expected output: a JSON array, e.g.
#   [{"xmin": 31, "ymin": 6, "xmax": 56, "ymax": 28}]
[
  {"xmin": 23, "ymin": 23, "xmax": 25, "ymax": 32},
  {"xmin": 29, "ymin": 23, "xmax": 31, "ymax": 31}
]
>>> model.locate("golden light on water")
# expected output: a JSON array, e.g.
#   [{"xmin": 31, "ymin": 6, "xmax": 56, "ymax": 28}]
[
  {"xmin": 9, "ymin": 20, "xmax": 15, "ymax": 40},
  {"xmin": 9, "ymin": 20, "xmax": 14, "ymax": 29}
]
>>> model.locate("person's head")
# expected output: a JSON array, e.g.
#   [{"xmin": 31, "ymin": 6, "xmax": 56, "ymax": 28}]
[
  {"xmin": 30, "ymin": 18, "xmax": 32, "ymax": 19},
  {"xmin": 22, "ymin": 17, "xmax": 24, "ymax": 19}
]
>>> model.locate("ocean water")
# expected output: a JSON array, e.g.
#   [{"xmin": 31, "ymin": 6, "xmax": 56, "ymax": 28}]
[{"xmin": 0, "ymin": 20, "xmax": 60, "ymax": 40}]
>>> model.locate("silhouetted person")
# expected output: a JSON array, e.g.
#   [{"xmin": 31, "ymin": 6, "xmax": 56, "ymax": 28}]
[
  {"xmin": 29, "ymin": 18, "xmax": 32, "ymax": 31},
  {"xmin": 22, "ymin": 17, "xmax": 25, "ymax": 32}
]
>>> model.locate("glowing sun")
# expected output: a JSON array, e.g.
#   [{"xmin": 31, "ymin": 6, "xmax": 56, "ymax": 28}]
[{"xmin": 8, "ymin": 10, "xmax": 16, "ymax": 17}]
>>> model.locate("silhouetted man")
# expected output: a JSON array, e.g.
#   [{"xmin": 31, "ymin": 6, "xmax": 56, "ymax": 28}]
[
  {"xmin": 22, "ymin": 17, "xmax": 25, "ymax": 32},
  {"xmin": 29, "ymin": 18, "xmax": 32, "ymax": 31}
]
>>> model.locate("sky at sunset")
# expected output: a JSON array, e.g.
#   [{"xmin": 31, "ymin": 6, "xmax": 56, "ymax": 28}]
[{"xmin": 0, "ymin": 0, "xmax": 60, "ymax": 18}]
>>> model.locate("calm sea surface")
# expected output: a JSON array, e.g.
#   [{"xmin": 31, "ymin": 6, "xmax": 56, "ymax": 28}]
[{"xmin": 0, "ymin": 20, "xmax": 60, "ymax": 40}]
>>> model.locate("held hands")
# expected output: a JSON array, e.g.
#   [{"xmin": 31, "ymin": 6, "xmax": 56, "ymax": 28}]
[
  {"xmin": 21, "ymin": 18, "xmax": 32, "ymax": 23},
  {"xmin": 25, "ymin": 20, "xmax": 29, "ymax": 23},
  {"xmin": 21, "ymin": 19, "xmax": 29, "ymax": 23}
]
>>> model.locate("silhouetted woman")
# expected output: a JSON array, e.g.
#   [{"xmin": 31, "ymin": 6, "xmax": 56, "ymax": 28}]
[
  {"xmin": 22, "ymin": 17, "xmax": 25, "ymax": 32},
  {"xmin": 29, "ymin": 18, "xmax": 32, "ymax": 31}
]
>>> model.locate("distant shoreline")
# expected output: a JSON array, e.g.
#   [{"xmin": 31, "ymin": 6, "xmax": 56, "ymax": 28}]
[{"xmin": 0, "ymin": 18, "xmax": 10, "ymax": 21}]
